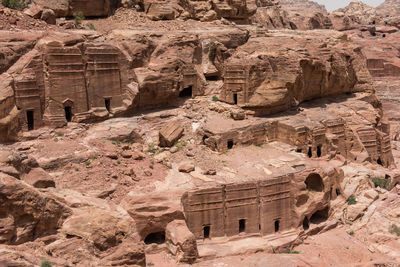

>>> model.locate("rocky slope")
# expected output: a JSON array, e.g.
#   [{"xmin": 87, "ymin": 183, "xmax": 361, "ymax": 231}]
[{"xmin": 0, "ymin": 0, "xmax": 400, "ymax": 266}]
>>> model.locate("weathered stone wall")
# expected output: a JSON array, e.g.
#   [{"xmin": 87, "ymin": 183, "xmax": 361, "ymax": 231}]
[
  {"xmin": 201, "ymin": 115, "xmax": 393, "ymax": 167},
  {"xmin": 182, "ymin": 175, "xmax": 292, "ymax": 239}
]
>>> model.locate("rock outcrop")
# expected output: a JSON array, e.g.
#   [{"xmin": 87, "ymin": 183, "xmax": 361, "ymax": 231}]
[
  {"xmin": 219, "ymin": 30, "xmax": 372, "ymax": 114},
  {"xmin": 166, "ymin": 220, "xmax": 198, "ymax": 263},
  {"xmin": 0, "ymin": 173, "xmax": 71, "ymax": 245},
  {"xmin": 333, "ymin": 1, "xmax": 380, "ymax": 25}
]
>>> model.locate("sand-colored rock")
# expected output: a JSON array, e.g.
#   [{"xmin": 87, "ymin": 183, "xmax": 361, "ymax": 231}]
[
  {"xmin": 166, "ymin": 220, "xmax": 198, "ymax": 263},
  {"xmin": 159, "ymin": 122, "xmax": 184, "ymax": 147}
]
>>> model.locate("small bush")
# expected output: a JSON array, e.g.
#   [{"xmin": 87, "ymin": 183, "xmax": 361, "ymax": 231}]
[
  {"xmin": 146, "ymin": 143, "xmax": 157, "ymax": 154},
  {"xmin": 41, "ymin": 260, "xmax": 53, "ymax": 267},
  {"xmin": 174, "ymin": 140, "xmax": 187, "ymax": 148},
  {"xmin": 212, "ymin": 95, "xmax": 219, "ymax": 102},
  {"xmin": 73, "ymin": 12, "xmax": 85, "ymax": 25},
  {"xmin": 2, "ymin": 0, "xmax": 26, "ymax": 10},
  {"xmin": 389, "ymin": 224, "xmax": 400, "ymax": 236},
  {"xmin": 281, "ymin": 247, "xmax": 300, "ymax": 254},
  {"xmin": 347, "ymin": 230, "xmax": 354, "ymax": 235},
  {"xmin": 86, "ymin": 23, "xmax": 96, "ymax": 30},
  {"xmin": 347, "ymin": 195, "xmax": 357, "ymax": 205},
  {"xmin": 149, "ymin": 164, "xmax": 154, "ymax": 169},
  {"xmin": 56, "ymin": 132, "xmax": 64, "ymax": 137},
  {"xmin": 372, "ymin": 177, "xmax": 393, "ymax": 191}
]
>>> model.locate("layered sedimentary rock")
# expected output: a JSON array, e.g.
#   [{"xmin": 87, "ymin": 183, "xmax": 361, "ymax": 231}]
[
  {"xmin": 278, "ymin": 0, "xmax": 327, "ymax": 14},
  {"xmin": 333, "ymin": 1, "xmax": 380, "ymax": 25},
  {"xmin": 219, "ymin": 30, "xmax": 372, "ymax": 114},
  {"xmin": 0, "ymin": 173, "xmax": 71, "ymax": 245},
  {"xmin": 28, "ymin": 0, "xmax": 120, "ymax": 17},
  {"xmin": 376, "ymin": 0, "xmax": 400, "ymax": 18},
  {"xmin": 179, "ymin": 0, "xmax": 257, "ymax": 21},
  {"xmin": 201, "ymin": 97, "xmax": 394, "ymax": 168}
]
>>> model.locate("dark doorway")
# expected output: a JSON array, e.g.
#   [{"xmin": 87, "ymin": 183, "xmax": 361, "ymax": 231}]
[
  {"xmin": 317, "ymin": 145, "xmax": 322, "ymax": 157},
  {"xmin": 64, "ymin": 106, "xmax": 72, "ymax": 122},
  {"xmin": 179, "ymin": 86, "xmax": 192, "ymax": 98},
  {"xmin": 26, "ymin": 110, "xmax": 34, "ymax": 131},
  {"xmin": 310, "ymin": 207, "xmax": 329, "ymax": 225},
  {"xmin": 305, "ymin": 173, "xmax": 324, "ymax": 192},
  {"xmin": 105, "ymin": 98, "xmax": 111, "ymax": 112},
  {"xmin": 303, "ymin": 217, "xmax": 309, "ymax": 230},
  {"xmin": 274, "ymin": 220, "xmax": 280, "ymax": 232},
  {"xmin": 202, "ymin": 135, "xmax": 209, "ymax": 145},
  {"xmin": 144, "ymin": 231, "xmax": 165, "ymax": 244},
  {"xmin": 239, "ymin": 219, "xmax": 246, "ymax": 233},
  {"xmin": 227, "ymin": 140, "xmax": 234, "ymax": 149},
  {"xmin": 206, "ymin": 75, "xmax": 219, "ymax": 81},
  {"xmin": 203, "ymin": 225, "xmax": 210, "ymax": 239},
  {"xmin": 377, "ymin": 157, "xmax": 383, "ymax": 166},
  {"xmin": 233, "ymin": 93, "xmax": 238, "ymax": 105},
  {"xmin": 336, "ymin": 189, "xmax": 340, "ymax": 196},
  {"xmin": 296, "ymin": 148, "xmax": 302, "ymax": 153},
  {"xmin": 308, "ymin": 147, "xmax": 312, "ymax": 158}
]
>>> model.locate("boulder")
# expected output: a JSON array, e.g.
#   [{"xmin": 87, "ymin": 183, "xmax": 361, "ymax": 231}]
[
  {"xmin": 147, "ymin": 2, "xmax": 176, "ymax": 21},
  {"xmin": 22, "ymin": 167, "xmax": 55, "ymax": 188},
  {"xmin": 41, "ymin": 9, "xmax": 56, "ymax": 25},
  {"xmin": 120, "ymin": 193, "xmax": 184, "ymax": 240},
  {"xmin": 178, "ymin": 162, "xmax": 195, "ymax": 173},
  {"xmin": 0, "ymin": 165, "xmax": 20, "ymax": 179},
  {"xmin": 166, "ymin": 220, "xmax": 198, "ymax": 263},
  {"xmin": 0, "ymin": 173, "xmax": 71, "ymax": 244},
  {"xmin": 159, "ymin": 122, "xmax": 184, "ymax": 147}
]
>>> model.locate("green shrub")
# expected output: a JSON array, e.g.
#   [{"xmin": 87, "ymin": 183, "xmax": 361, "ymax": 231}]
[
  {"xmin": 372, "ymin": 177, "xmax": 393, "ymax": 191},
  {"xmin": 86, "ymin": 23, "xmax": 96, "ymax": 30},
  {"xmin": 347, "ymin": 195, "xmax": 357, "ymax": 205},
  {"xmin": 212, "ymin": 95, "xmax": 219, "ymax": 102},
  {"xmin": 208, "ymin": 43, "xmax": 217, "ymax": 62},
  {"xmin": 73, "ymin": 12, "xmax": 85, "ymax": 25},
  {"xmin": 389, "ymin": 224, "xmax": 400, "ymax": 236},
  {"xmin": 2, "ymin": 0, "xmax": 26, "ymax": 10},
  {"xmin": 41, "ymin": 260, "xmax": 53, "ymax": 267},
  {"xmin": 347, "ymin": 230, "xmax": 354, "ymax": 235},
  {"xmin": 174, "ymin": 140, "xmax": 187, "ymax": 148},
  {"xmin": 281, "ymin": 247, "xmax": 300, "ymax": 254}
]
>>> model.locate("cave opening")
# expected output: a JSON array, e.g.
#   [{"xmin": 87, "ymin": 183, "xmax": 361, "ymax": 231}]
[
  {"xmin": 179, "ymin": 86, "xmax": 192, "ymax": 98},
  {"xmin": 310, "ymin": 207, "xmax": 329, "ymax": 225},
  {"xmin": 305, "ymin": 173, "xmax": 324, "ymax": 192},
  {"xmin": 227, "ymin": 140, "xmax": 234, "ymax": 149},
  {"xmin": 377, "ymin": 157, "xmax": 383, "ymax": 166},
  {"xmin": 308, "ymin": 147, "xmax": 312, "ymax": 158},
  {"xmin": 206, "ymin": 75, "xmax": 219, "ymax": 81},
  {"xmin": 303, "ymin": 217, "xmax": 309, "ymax": 230},
  {"xmin": 336, "ymin": 188, "xmax": 341, "ymax": 196},
  {"xmin": 317, "ymin": 145, "xmax": 322, "ymax": 157},
  {"xmin": 144, "ymin": 231, "xmax": 165, "ymax": 244},
  {"xmin": 202, "ymin": 135, "xmax": 209, "ymax": 145}
]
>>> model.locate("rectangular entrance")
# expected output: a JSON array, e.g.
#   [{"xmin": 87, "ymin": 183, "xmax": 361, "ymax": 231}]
[{"xmin": 26, "ymin": 110, "xmax": 34, "ymax": 131}]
